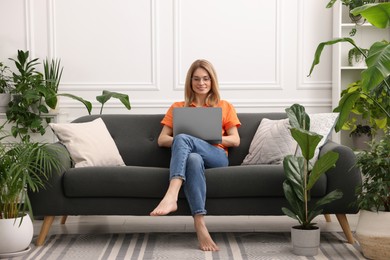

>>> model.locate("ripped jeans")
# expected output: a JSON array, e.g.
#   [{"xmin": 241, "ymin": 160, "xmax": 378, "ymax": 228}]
[{"xmin": 170, "ymin": 134, "xmax": 228, "ymax": 215}]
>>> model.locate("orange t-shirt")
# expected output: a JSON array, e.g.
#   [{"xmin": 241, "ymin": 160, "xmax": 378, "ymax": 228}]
[{"xmin": 161, "ymin": 100, "xmax": 241, "ymax": 152}]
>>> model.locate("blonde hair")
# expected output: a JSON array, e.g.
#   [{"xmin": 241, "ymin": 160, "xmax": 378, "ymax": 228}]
[{"xmin": 184, "ymin": 59, "xmax": 221, "ymax": 107}]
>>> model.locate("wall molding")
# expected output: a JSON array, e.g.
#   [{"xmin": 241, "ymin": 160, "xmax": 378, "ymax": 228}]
[
  {"xmin": 297, "ymin": 0, "xmax": 331, "ymax": 90},
  {"xmin": 172, "ymin": 0, "xmax": 282, "ymax": 91},
  {"xmin": 49, "ymin": 0, "xmax": 159, "ymax": 91}
]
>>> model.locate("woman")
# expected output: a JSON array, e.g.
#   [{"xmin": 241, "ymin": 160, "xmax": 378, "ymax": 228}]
[{"xmin": 150, "ymin": 59, "xmax": 241, "ymax": 251}]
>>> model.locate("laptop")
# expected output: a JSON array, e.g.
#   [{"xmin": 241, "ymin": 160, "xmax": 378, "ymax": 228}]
[{"xmin": 173, "ymin": 107, "xmax": 222, "ymax": 144}]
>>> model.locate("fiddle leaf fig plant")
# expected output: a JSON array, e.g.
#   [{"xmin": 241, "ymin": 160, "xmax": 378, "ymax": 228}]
[{"xmin": 282, "ymin": 104, "xmax": 343, "ymax": 229}]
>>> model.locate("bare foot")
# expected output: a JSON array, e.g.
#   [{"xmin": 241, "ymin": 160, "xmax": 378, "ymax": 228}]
[
  {"xmin": 150, "ymin": 195, "xmax": 178, "ymax": 216},
  {"xmin": 194, "ymin": 215, "xmax": 219, "ymax": 251}
]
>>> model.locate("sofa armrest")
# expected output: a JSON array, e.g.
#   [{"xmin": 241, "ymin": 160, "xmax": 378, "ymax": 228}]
[
  {"xmin": 319, "ymin": 141, "xmax": 362, "ymax": 213},
  {"xmin": 29, "ymin": 142, "xmax": 72, "ymax": 217}
]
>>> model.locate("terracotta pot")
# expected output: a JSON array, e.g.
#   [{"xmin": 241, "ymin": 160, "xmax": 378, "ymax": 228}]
[{"xmin": 356, "ymin": 210, "xmax": 390, "ymax": 260}]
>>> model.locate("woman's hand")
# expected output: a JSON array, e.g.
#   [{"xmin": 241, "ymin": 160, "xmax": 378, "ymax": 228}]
[
  {"xmin": 158, "ymin": 125, "xmax": 174, "ymax": 147},
  {"xmin": 222, "ymin": 126, "xmax": 240, "ymax": 147}
]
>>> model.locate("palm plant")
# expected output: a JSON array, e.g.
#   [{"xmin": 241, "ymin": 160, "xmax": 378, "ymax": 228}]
[{"xmin": 0, "ymin": 135, "xmax": 64, "ymax": 221}]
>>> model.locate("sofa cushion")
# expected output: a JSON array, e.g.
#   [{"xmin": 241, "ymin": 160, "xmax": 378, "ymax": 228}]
[
  {"xmin": 50, "ymin": 118, "xmax": 125, "ymax": 167},
  {"xmin": 241, "ymin": 118, "xmax": 296, "ymax": 165},
  {"xmin": 63, "ymin": 165, "xmax": 327, "ymax": 198},
  {"xmin": 240, "ymin": 113, "xmax": 338, "ymax": 166}
]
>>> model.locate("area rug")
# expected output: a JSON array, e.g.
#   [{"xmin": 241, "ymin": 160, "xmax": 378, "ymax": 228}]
[{"xmin": 17, "ymin": 232, "xmax": 364, "ymax": 260}]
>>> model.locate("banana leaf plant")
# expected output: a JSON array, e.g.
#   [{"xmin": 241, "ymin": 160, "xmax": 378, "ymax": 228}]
[
  {"xmin": 308, "ymin": 3, "xmax": 390, "ymax": 133},
  {"xmin": 282, "ymin": 104, "xmax": 343, "ymax": 229},
  {"xmin": 58, "ymin": 90, "xmax": 131, "ymax": 115}
]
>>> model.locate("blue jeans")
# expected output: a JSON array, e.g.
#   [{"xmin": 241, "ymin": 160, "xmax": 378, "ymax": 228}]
[{"xmin": 170, "ymin": 134, "xmax": 228, "ymax": 215}]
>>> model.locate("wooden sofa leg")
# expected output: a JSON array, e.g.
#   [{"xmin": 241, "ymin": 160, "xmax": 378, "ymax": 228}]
[
  {"xmin": 335, "ymin": 214, "xmax": 355, "ymax": 244},
  {"xmin": 36, "ymin": 216, "xmax": 55, "ymax": 246},
  {"xmin": 324, "ymin": 214, "xmax": 331, "ymax": 222},
  {"xmin": 61, "ymin": 215, "xmax": 68, "ymax": 224}
]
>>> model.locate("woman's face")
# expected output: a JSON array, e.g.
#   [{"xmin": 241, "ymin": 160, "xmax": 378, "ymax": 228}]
[{"xmin": 191, "ymin": 68, "xmax": 211, "ymax": 96}]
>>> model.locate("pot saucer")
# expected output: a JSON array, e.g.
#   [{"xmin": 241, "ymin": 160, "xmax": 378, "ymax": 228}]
[{"xmin": 0, "ymin": 246, "xmax": 31, "ymax": 259}]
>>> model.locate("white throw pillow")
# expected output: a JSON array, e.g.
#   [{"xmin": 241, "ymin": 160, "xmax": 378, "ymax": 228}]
[
  {"xmin": 242, "ymin": 118, "xmax": 297, "ymax": 165},
  {"xmin": 49, "ymin": 118, "xmax": 125, "ymax": 168},
  {"xmin": 241, "ymin": 113, "xmax": 339, "ymax": 165},
  {"xmin": 308, "ymin": 113, "xmax": 339, "ymax": 162}
]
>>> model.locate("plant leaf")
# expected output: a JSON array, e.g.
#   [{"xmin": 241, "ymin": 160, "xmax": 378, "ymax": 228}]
[
  {"xmin": 58, "ymin": 93, "xmax": 92, "ymax": 115},
  {"xmin": 361, "ymin": 41, "xmax": 390, "ymax": 93},
  {"xmin": 308, "ymin": 38, "xmax": 359, "ymax": 77},
  {"xmin": 307, "ymin": 151, "xmax": 339, "ymax": 190},
  {"xmin": 286, "ymin": 104, "xmax": 310, "ymax": 130},
  {"xmin": 351, "ymin": 3, "xmax": 390, "ymax": 28},
  {"xmin": 333, "ymin": 92, "xmax": 361, "ymax": 132},
  {"xmin": 283, "ymin": 156, "xmax": 305, "ymax": 201},
  {"xmin": 290, "ymin": 128, "xmax": 322, "ymax": 160}
]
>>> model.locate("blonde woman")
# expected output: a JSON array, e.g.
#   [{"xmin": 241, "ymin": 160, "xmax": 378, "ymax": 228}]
[{"xmin": 150, "ymin": 59, "xmax": 241, "ymax": 251}]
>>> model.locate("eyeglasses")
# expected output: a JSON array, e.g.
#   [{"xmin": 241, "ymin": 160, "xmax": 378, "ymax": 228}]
[{"xmin": 192, "ymin": 76, "xmax": 210, "ymax": 82}]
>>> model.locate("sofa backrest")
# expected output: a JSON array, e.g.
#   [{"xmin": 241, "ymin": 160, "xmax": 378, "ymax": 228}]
[{"xmin": 72, "ymin": 113, "xmax": 286, "ymax": 167}]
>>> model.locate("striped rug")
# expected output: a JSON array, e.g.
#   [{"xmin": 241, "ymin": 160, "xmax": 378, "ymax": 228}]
[{"xmin": 18, "ymin": 232, "xmax": 364, "ymax": 260}]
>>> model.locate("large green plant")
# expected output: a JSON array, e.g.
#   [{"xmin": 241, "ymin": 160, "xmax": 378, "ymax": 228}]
[
  {"xmin": 308, "ymin": 3, "xmax": 390, "ymax": 134},
  {"xmin": 282, "ymin": 104, "xmax": 343, "ymax": 229},
  {"xmin": 355, "ymin": 133, "xmax": 390, "ymax": 211},
  {"xmin": 0, "ymin": 135, "xmax": 66, "ymax": 221},
  {"xmin": 6, "ymin": 50, "xmax": 55, "ymax": 142}
]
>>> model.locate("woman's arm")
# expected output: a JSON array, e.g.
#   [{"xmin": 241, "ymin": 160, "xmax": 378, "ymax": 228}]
[
  {"xmin": 222, "ymin": 126, "xmax": 240, "ymax": 148},
  {"xmin": 158, "ymin": 125, "xmax": 174, "ymax": 148}
]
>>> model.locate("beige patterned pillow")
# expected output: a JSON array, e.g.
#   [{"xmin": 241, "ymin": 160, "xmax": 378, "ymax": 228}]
[{"xmin": 241, "ymin": 118, "xmax": 297, "ymax": 165}]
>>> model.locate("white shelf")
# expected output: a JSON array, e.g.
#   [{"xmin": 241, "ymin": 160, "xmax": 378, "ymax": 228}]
[
  {"xmin": 332, "ymin": 3, "xmax": 390, "ymax": 148},
  {"xmin": 341, "ymin": 66, "xmax": 366, "ymax": 70}
]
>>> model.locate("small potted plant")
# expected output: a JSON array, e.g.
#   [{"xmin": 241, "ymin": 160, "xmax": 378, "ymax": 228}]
[
  {"xmin": 0, "ymin": 62, "xmax": 12, "ymax": 113},
  {"xmin": 282, "ymin": 104, "xmax": 343, "ymax": 256},
  {"xmin": 354, "ymin": 132, "xmax": 390, "ymax": 259},
  {"xmin": 350, "ymin": 124, "xmax": 372, "ymax": 150},
  {"xmin": 348, "ymin": 47, "xmax": 369, "ymax": 67},
  {"xmin": 0, "ymin": 129, "xmax": 65, "ymax": 255}
]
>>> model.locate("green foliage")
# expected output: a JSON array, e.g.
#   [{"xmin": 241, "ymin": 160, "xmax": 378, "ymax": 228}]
[
  {"xmin": 7, "ymin": 50, "xmax": 52, "ymax": 142},
  {"xmin": 0, "ymin": 62, "xmax": 13, "ymax": 93},
  {"xmin": 43, "ymin": 58, "xmax": 63, "ymax": 109},
  {"xmin": 282, "ymin": 104, "xmax": 343, "ymax": 229},
  {"xmin": 308, "ymin": 3, "xmax": 390, "ymax": 134},
  {"xmin": 0, "ymin": 137, "xmax": 66, "ymax": 220},
  {"xmin": 355, "ymin": 133, "xmax": 390, "ymax": 211},
  {"xmin": 60, "ymin": 90, "xmax": 131, "ymax": 115}
]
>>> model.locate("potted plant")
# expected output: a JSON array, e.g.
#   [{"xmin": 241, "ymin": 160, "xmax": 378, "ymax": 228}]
[
  {"xmin": 354, "ymin": 133, "xmax": 390, "ymax": 259},
  {"xmin": 350, "ymin": 124, "xmax": 372, "ymax": 150},
  {"xmin": 282, "ymin": 104, "xmax": 343, "ymax": 256},
  {"xmin": 348, "ymin": 47, "xmax": 369, "ymax": 67},
  {"xmin": 7, "ymin": 50, "xmax": 53, "ymax": 142},
  {"xmin": 0, "ymin": 62, "xmax": 12, "ymax": 113},
  {"xmin": 43, "ymin": 58, "xmax": 63, "ymax": 112},
  {"xmin": 326, "ymin": 0, "xmax": 376, "ymax": 24},
  {"xmin": 308, "ymin": 3, "xmax": 390, "ymax": 258},
  {"xmin": 0, "ymin": 130, "xmax": 65, "ymax": 255}
]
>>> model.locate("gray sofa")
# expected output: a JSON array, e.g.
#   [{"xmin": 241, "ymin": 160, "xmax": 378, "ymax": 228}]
[{"xmin": 29, "ymin": 113, "xmax": 362, "ymax": 246}]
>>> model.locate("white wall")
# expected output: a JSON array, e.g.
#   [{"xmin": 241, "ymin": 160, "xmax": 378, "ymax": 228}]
[{"xmin": 0, "ymin": 0, "xmax": 333, "ymax": 121}]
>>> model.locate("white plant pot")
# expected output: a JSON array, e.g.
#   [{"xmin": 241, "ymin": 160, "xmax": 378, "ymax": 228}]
[
  {"xmin": 0, "ymin": 93, "xmax": 11, "ymax": 113},
  {"xmin": 355, "ymin": 210, "xmax": 390, "ymax": 260},
  {"xmin": 0, "ymin": 214, "xmax": 33, "ymax": 255},
  {"xmin": 291, "ymin": 226, "xmax": 320, "ymax": 256}
]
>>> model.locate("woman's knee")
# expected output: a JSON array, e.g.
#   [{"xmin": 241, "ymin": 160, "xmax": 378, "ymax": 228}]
[{"xmin": 188, "ymin": 153, "xmax": 203, "ymax": 165}]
